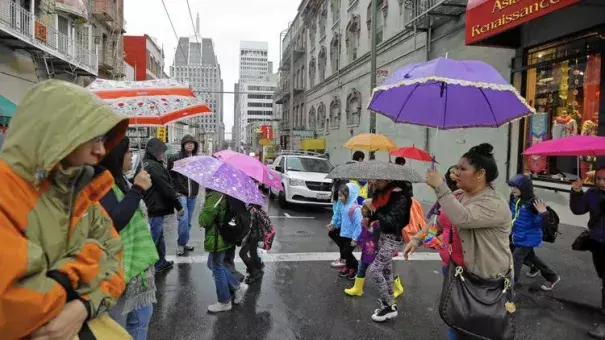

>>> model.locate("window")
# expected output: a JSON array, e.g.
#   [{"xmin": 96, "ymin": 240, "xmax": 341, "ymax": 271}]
[
  {"xmin": 367, "ymin": 0, "xmax": 386, "ymax": 45},
  {"xmin": 330, "ymin": 97, "xmax": 341, "ymax": 130},
  {"xmin": 330, "ymin": 33, "xmax": 340, "ymax": 73},
  {"xmin": 318, "ymin": 46, "xmax": 327, "ymax": 82},
  {"xmin": 346, "ymin": 88, "xmax": 361, "ymax": 127},
  {"xmin": 318, "ymin": 102, "xmax": 326, "ymax": 133},
  {"xmin": 345, "ymin": 15, "xmax": 360, "ymax": 62},
  {"xmin": 309, "ymin": 106, "xmax": 317, "ymax": 130},
  {"xmin": 519, "ymin": 39, "xmax": 602, "ymax": 182},
  {"xmin": 331, "ymin": 0, "xmax": 340, "ymax": 24},
  {"xmin": 286, "ymin": 157, "xmax": 333, "ymax": 173},
  {"xmin": 309, "ymin": 56, "xmax": 316, "ymax": 88}
]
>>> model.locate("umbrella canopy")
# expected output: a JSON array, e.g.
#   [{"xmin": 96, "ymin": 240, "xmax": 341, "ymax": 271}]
[
  {"xmin": 0, "ymin": 95, "xmax": 16, "ymax": 118},
  {"xmin": 215, "ymin": 150, "xmax": 284, "ymax": 191},
  {"xmin": 172, "ymin": 156, "xmax": 264, "ymax": 205},
  {"xmin": 327, "ymin": 160, "xmax": 424, "ymax": 183},
  {"xmin": 390, "ymin": 146, "xmax": 433, "ymax": 162},
  {"xmin": 87, "ymin": 78, "xmax": 212, "ymax": 126},
  {"xmin": 523, "ymin": 135, "xmax": 605, "ymax": 157},
  {"xmin": 344, "ymin": 133, "xmax": 397, "ymax": 152},
  {"xmin": 368, "ymin": 57, "xmax": 534, "ymax": 129}
]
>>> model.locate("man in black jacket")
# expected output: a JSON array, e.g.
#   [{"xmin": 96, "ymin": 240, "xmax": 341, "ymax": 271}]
[
  {"xmin": 143, "ymin": 138, "xmax": 183, "ymax": 272},
  {"xmin": 167, "ymin": 134, "xmax": 200, "ymax": 256}
]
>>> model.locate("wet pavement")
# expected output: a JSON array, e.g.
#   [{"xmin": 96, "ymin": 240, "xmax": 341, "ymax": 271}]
[{"xmin": 148, "ymin": 197, "xmax": 604, "ymax": 340}]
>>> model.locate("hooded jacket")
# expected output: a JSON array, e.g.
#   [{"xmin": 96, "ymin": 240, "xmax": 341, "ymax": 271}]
[
  {"xmin": 570, "ymin": 187, "xmax": 605, "ymax": 244},
  {"xmin": 167, "ymin": 134, "xmax": 200, "ymax": 197},
  {"xmin": 338, "ymin": 183, "xmax": 363, "ymax": 241},
  {"xmin": 199, "ymin": 190, "xmax": 232, "ymax": 252},
  {"xmin": 142, "ymin": 138, "xmax": 183, "ymax": 216},
  {"xmin": 370, "ymin": 181, "xmax": 413, "ymax": 239},
  {"xmin": 0, "ymin": 80, "xmax": 128, "ymax": 339},
  {"xmin": 508, "ymin": 174, "xmax": 545, "ymax": 248}
]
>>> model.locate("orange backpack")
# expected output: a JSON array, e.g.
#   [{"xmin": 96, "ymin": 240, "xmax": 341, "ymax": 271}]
[{"xmin": 402, "ymin": 198, "xmax": 426, "ymax": 243}]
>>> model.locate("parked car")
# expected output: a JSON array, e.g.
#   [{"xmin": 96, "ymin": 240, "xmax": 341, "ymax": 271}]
[{"xmin": 270, "ymin": 151, "xmax": 333, "ymax": 208}]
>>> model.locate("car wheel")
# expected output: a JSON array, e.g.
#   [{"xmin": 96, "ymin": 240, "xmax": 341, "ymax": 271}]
[{"xmin": 278, "ymin": 188, "xmax": 288, "ymax": 209}]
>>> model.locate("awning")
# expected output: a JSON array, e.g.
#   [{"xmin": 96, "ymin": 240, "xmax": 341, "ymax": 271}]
[
  {"xmin": 465, "ymin": 0, "xmax": 580, "ymax": 45},
  {"xmin": 300, "ymin": 138, "xmax": 326, "ymax": 151}
]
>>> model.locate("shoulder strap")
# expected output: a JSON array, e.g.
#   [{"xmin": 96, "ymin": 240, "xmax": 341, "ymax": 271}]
[{"xmin": 348, "ymin": 204, "xmax": 359, "ymax": 220}]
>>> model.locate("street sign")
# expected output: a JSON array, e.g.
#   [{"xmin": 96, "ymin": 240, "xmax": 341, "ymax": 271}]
[
  {"xmin": 261, "ymin": 125, "xmax": 274, "ymax": 140},
  {"xmin": 156, "ymin": 127, "xmax": 167, "ymax": 142}
]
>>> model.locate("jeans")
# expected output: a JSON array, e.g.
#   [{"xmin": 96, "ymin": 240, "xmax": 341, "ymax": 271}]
[
  {"xmin": 240, "ymin": 236, "xmax": 262, "ymax": 275},
  {"xmin": 208, "ymin": 251, "xmax": 241, "ymax": 303},
  {"xmin": 177, "ymin": 195, "xmax": 197, "ymax": 247},
  {"xmin": 149, "ymin": 216, "xmax": 167, "ymax": 269},
  {"xmin": 110, "ymin": 303, "xmax": 153, "ymax": 340},
  {"xmin": 512, "ymin": 246, "xmax": 558, "ymax": 283},
  {"xmin": 357, "ymin": 261, "xmax": 370, "ymax": 278}
]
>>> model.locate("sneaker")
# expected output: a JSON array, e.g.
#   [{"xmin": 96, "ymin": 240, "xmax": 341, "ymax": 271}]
[
  {"xmin": 331, "ymin": 258, "xmax": 345, "ymax": 268},
  {"xmin": 526, "ymin": 267, "xmax": 539, "ymax": 278},
  {"xmin": 207, "ymin": 301, "xmax": 232, "ymax": 313},
  {"xmin": 176, "ymin": 246, "xmax": 185, "ymax": 256},
  {"xmin": 245, "ymin": 271, "xmax": 264, "ymax": 284},
  {"xmin": 372, "ymin": 304, "xmax": 398, "ymax": 322},
  {"xmin": 233, "ymin": 282, "xmax": 249, "ymax": 304},
  {"xmin": 185, "ymin": 245, "xmax": 195, "ymax": 252},
  {"xmin": 338, "ymin": 267, "xmax": 350, "ymax": 278},
  {"xmin": 541, "ymin": 276, "xmax": 561, "ymax": 291},
  {"xmin": 347, "ymin": 269, "xmax": 357, "ymax": 280},
  {"xmin": 155, "ymin": 261, "xmax": 174, "ymax": 273}
]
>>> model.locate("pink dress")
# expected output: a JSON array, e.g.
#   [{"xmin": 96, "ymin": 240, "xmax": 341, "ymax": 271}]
[{"xmin": 438, "ymin": 211, "xmax": 465, "ymax": 268}]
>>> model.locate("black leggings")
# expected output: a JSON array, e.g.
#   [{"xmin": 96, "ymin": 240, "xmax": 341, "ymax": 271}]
[
  {"xmin": 328, "ymin": 229, "xmax": 344, "ymax": 259},
  {"xmin": 240, "ymin": 236, "xmax": 262, "ymax": 275}
]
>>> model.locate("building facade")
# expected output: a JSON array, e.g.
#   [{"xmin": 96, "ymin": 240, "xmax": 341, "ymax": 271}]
[
  {"xmin": 169, "ymin": 14, "xmax": 224, "ymax": 152},
  {"xmin": 123, "ymin": 34, "xmax": 165, "ymax": 80},
  {"xmin": 239, "ymin": 74, "xmax": 278, "ymax": 147},
  {"xmin": 276, "ymin": 0, "xmax": 605, "ymax": 226}
]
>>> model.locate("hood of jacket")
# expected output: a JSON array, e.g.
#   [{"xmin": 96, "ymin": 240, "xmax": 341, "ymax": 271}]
[
  {"xmin": 145, "ymin": 138, "xmax": 167, "ymax": 162},
  {"xmin": 0, "ymin": 80, "xmax": 128, "ymax": 186},
  {"xmin": 100, "ymin": 136, "xmax": 130, "ymax": 193},
  {"xmin": 508, "ymin": 174, "xmax": 534, "ymax": 201},
  {"xmin": 180, "ymin": 134, "xmax": 199, "ymax": 156},
  {"xmin": 344, "ymin": 182, "xmax": 360, "ymax": 208}
]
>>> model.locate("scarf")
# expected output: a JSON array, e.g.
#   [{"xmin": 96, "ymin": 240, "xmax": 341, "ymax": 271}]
[
  {"xmin": 112, "ymin": 184, "xmax": 158, "ymax": 314},
  {"xmin": 373, "ymin": 187, "xmax": 397, "ymax": 210}
]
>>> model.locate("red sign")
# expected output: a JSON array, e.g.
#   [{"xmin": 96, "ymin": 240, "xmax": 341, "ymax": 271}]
[
  {"xmin": 261, "ymin": 125, "xmax": 273, "ymax": 140},
  {"xmin": 465, "ymin": 0, "xmax": 580, "ymax": 45}
]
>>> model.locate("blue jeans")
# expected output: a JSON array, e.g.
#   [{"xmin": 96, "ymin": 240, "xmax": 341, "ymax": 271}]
[
  {"xmin": 149, "ymin": 216, "xmax": 167, "ymax": 269},
  {"xmin": 177, "ymin": 196, "xmax": 197, "ymax": 247},
  {"xmin": 357, "ymin": 261, "xmax": 370, "ymax": 278},
  {"xmin": 110, "ymin": 303, "xmax": 153, "ymax": 340},
  {"xmin": 207, "ymin": 251, "xmax": 241, "ymax": 303}
]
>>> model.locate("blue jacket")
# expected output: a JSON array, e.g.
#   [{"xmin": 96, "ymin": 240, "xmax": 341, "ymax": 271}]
[
  {"xmin": 508, "ymin": 174, "xmax": 545, "ymax": 248},
  {"xmin": 331, "ymin": 199, "xmax": 343, "ymax": 229},
  {"xmin": 339, "ymin": 183, "xmax": 363, "ymax": 241}
]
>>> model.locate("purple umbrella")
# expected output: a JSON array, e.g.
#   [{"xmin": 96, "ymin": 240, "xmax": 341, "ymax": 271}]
[
  {"xmin": 368, "ymin": 57, "xmax": 535, "ymax": 129},
  {"xmin": 172, "ymin": 156, "xmax": 264, "ymax": 205}
]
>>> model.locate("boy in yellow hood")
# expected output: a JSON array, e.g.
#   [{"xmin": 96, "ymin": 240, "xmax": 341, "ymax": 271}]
[{"xmin": 0, "ymin": 80, "xmax": 128, "ymax": 339}]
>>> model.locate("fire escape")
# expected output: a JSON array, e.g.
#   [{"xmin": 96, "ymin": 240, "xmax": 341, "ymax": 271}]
[
  {"xmin": 91, "ymin": 0, "xmax": 125, "ymax": 79},
  {"xmin": 403, "ymin": 0, "xmax": 467, "ymax": 32}
]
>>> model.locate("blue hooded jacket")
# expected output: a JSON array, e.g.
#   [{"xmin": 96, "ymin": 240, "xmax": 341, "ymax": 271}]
[
  {"xmin": 331, "ymin": 199, "xmax": 343, "ymax": 228},
  {"xmin": 508, "ymin": 174, "xmax": 546, "ymax": 248},
  {"xmin": 338, "ymin": 183, "xmax": 363, "ymax": 241}
]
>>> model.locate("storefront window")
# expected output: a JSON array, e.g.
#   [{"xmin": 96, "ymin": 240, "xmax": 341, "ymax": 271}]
[{"xmin": 522, "ymin": 48, "xmax": 601, "ymax": 182}]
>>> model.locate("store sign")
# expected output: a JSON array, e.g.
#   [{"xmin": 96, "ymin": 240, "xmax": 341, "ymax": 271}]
[
  {"xmin": 126, "ymin": 127, "xmax": 150, "ymax": 138},
  {"xmin": 465, "ymin": 0, "xmax": 579, "ymax": 45},
  {"xmin": 261, "ymin": 125, "xmax": 274, "ymax": 140},
  {"xmin": 292, "ymin": 130, "xmax": 315, "ymax": 138},
  {"xmin": 156, "ymin": 127, "xmax": 167, "ymax": 143}
]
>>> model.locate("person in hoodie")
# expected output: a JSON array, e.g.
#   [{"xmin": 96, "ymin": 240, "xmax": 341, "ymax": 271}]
[
  {"xmin": 570, "ymin": 168, "xmax": 605, "ymax": 339},
  {"xmin": 143, "ymin": 138, "xmax": 184, "ymax": 273},
  {"xmin": 508, "ymin": 174, "xmax": 560, "ymax": 290},
  {"xmin": 167, "ymin": 135, "xmax": 200, "ymax": 256},
  {"xmin": 0, "ymin": 80, "xmax": 127, "ymax": 339},
  {"xmin": 335, "ymin": 183, "xmax": 363, "ymax": 280},
  {"xmin": 328, "ymin": 179, "xmax": 346, "ymax": 268},
  {"xmin": 368, "ymin": 179, "xmax": 413, "ymax": 323}
]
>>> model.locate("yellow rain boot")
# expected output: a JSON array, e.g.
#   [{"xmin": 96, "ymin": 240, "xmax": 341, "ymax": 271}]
[
  {"xmin": 393, "ymin": 275, "xmax": 405, "ymax": 298},
  {"xmin": 344, "ymin": 277, "xmax": 365, "ymax": 297}
]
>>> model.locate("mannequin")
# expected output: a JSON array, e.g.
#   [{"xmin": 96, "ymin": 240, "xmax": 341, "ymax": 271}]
[
  {"xmin": 551, "ymin": 104, "xmax": 578, "ymax": 139},
  {"xmin": 580, "ymin": 115, "xmax": 598, "ymax": 179}
]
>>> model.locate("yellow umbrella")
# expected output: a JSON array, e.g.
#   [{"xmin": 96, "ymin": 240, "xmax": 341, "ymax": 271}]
[{"xmin": 344, "ymin": 133, "xmax": 397, "ymax": 152}]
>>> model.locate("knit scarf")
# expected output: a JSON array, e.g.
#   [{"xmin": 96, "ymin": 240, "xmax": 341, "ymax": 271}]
[
  {"xmin": 373, "ymin": 187, "xmax": 397, "ymax": 210},
  {"xmin": 112, "ymin": 184, "xmax": 158, "ymax": 314}
]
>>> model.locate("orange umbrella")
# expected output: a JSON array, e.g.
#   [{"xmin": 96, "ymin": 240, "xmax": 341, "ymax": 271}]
[
  {"xmin": 87, "ymin": 78, "xmax": 212, "ymax": 126},
  {"xmin": 344, "ymin": 133, "xmax": 397, "ymax": 152}
]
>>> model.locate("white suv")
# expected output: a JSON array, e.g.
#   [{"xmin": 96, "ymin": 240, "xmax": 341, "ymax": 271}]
[{"xmin": 270, "ymin": 152, "xmax": 334, "ymax": 208}]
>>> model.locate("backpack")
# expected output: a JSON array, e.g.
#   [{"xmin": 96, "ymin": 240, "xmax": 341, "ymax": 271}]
[
  {"xmin": 215, "ymin": 196, "xmax": 251, "ymax": 247},
  {"xmin": 250, "ymin": 206, "xmax": 276, "ymax": 251},
  {"xmin": 402, "ymin": 198, "xmax": 426, "ymax": 243},
  {"xmin": 542, "ymin": 206, "xmax": 560, "ymax": 243},
  {"xmin": 348, "ymin": 203, "xmax": 360, "ymax": 220}
]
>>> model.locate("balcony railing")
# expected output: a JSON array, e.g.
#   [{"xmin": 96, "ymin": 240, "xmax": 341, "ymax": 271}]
[
  {"xmin": 0, "ymin": 0, "xmax": 98, "ymax": 75},
  {"xmin": 91, "ymin": 0, "xmax": 117, "ymax": 22}
]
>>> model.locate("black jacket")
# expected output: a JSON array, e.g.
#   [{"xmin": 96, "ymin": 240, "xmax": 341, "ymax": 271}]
[
  {"xmin": 370, "ymin": 181, "xmax": 413, "ymax": 239},
  {"xmin": 143, "ymin": 138, "xmax": 183, "ymax": 217},
  {"xmin": 167, "ymin": 134, "xmax": 200, "ymax": 197}
]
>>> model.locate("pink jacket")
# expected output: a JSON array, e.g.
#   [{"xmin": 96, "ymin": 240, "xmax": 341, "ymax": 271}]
[{"xmin": 438, "ymin": 211, "xmax": 465, "ymax": 268}]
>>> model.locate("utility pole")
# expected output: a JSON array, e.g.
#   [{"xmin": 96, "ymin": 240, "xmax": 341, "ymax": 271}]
[{"xmin": 369, "ymin": 0, "xmax": 378, "ymax": 160}]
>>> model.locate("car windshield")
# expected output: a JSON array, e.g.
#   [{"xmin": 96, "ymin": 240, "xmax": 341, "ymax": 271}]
[{"xmin": 286, "ymin": 157, "xmax": 333, "ymax": 173}]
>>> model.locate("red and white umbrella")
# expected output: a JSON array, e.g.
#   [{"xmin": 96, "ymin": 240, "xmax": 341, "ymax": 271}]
[{"xmin": 87, "ymin": 78, "xmax": 212, "ymax": 126}]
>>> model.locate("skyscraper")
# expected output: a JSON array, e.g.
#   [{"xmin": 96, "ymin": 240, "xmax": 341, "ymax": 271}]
[{"xmin": 169, "ymin": 13, "xmax": 224, "ymax": 151}]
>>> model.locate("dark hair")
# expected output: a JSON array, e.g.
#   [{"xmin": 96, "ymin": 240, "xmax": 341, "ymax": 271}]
[
  {"xmin": 352, "ymin": 151, "xmax": 365, "ymax": 162},
  {"xmin": 462, "ymin": 143, "xmax": 499, "ymax": 183},
  {"xmin": 100, "ymin": 136, "xmax": 130, "ymax": 194},
  {"xmin": 338, "ymin": 184, "xmax": 349, "ymax": 199},
  {"xmin": 445, "ymin": 165, "xmax": 458, "ymax": 192},
  {"xmin": 395, "ymin": 157, "xmax": 406, "ymax": 165}
]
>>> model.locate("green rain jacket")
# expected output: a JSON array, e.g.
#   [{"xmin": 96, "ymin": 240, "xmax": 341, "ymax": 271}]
[{"xmin": 199, "ymin": 191, "xmax": 232, "ymax": 253}]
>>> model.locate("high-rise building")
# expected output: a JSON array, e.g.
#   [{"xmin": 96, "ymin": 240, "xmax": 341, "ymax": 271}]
[{"xmin": 169, "ymin": 13, "xmax": 224, "ymax": 151}]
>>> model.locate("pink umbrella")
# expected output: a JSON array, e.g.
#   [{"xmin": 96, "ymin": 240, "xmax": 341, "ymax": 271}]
[
  {"xmin": 523, "ymin": 135, "xmax": 605, "ymax": 157},
  {"xmin": 215, "ymin": 150, "xmax": 284, "ymax": 191}
]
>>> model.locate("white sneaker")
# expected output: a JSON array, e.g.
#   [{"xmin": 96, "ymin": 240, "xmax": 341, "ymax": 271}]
[
  {"xmin": 233, "ymin": 282, "xmax": 249, "ymax": 304},
  {"xmin": 371, "ymin": 304, "xmax": 398, "ymax": 322},
  {"xmin": 331, "ymin": 258, "xmax": 345, "ymax": 268},
  {"xmin": 207, "ymin": 301, "xmax": 232, "ymax": 313},
  {"xmin": 540, "ymin": 276, "xmax": 561, "ymax": 291}
]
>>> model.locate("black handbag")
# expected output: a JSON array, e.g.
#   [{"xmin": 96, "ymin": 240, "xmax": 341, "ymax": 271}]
[
  {"xmin": 439, "ymin": 228, "xmax": 516, "ymax": 340},
  {"xmin": 571, "ymin": 230, "xmax": 592, "ymax": 251}
]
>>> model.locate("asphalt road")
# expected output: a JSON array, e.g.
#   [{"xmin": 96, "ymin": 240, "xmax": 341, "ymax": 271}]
[{"xmin": 148, "ymin": 197, "xmax": 604, "ymax": 340}]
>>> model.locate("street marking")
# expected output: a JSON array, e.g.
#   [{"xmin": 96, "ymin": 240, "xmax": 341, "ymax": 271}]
[
  {"xmin": 165, "ymin": 251, "xmax": 441, "ymax": 264},
  {"xmin": 284, "ymin": 213, "xmax": 292, "ymax": 218},
  {"xmin": 269, "ymin": 214, "xmax": 315, "ymax": 219}
]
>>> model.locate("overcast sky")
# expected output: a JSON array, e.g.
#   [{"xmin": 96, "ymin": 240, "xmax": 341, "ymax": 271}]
[{"xmin": 124, "ymin": 0, "xmax": 300, "ymax": 137}]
